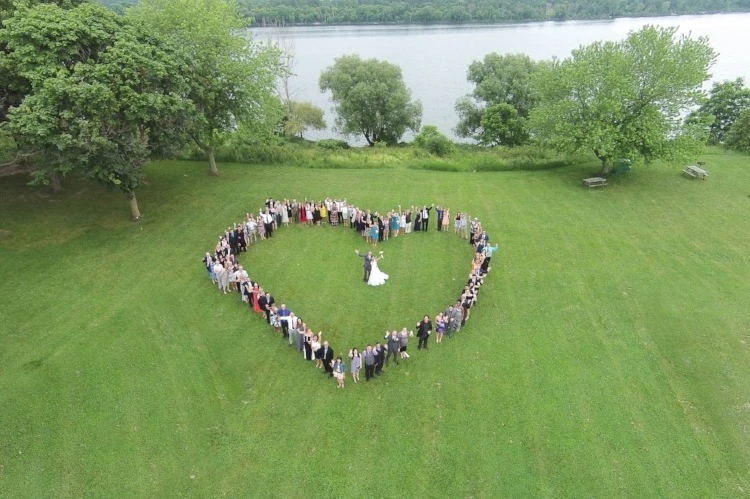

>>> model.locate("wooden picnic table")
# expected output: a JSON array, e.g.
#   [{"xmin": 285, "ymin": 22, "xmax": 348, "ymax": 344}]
[
  {"xmin": 582, "ymin": 177, "xmax": 608, "ymax": 188},
  {"xmin": 682, "ymin": 164, "xmax": 709, "ymax": 179}
]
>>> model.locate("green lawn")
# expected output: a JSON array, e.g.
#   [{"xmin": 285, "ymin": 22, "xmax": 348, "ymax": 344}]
[{"xmin": 1, "ymin": 152, "xmax": 749, "ymax": 497}]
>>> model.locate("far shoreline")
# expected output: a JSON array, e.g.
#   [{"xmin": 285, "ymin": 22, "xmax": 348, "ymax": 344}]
[{"xmin": 248, "ymin": 9, "xmax": 750, "ymax": 29}]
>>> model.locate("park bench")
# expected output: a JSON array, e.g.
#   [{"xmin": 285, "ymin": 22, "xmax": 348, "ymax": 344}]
[{"xmin": 582, "ymin": 177, "xmax": 608, "ymax": 188}]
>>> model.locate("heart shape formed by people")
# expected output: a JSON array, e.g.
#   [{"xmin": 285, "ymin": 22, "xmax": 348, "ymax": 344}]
[{"xmin": 202, "ymin": 201, "xmax": 496, "ymax": 383}]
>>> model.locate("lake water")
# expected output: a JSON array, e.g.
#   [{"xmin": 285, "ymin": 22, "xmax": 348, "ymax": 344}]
[{"xmin": 252, "ymin": 13, "xmax": 750, "ymax": 142}]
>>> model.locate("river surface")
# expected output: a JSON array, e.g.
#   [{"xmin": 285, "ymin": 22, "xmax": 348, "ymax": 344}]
[{"xmin": 252, "ymin": 14, "xmax": 750, "ymax": 142}]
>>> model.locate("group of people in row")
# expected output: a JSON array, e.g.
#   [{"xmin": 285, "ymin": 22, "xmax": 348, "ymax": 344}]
[{"xmin": 201, "ymin": 197, "xmax": 497, "ymax": 388}]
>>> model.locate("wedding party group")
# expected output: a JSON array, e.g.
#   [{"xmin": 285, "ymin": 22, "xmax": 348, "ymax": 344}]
[{"xmin": 201, "ymin": 197, "xmax": 497, "ymax": 388}]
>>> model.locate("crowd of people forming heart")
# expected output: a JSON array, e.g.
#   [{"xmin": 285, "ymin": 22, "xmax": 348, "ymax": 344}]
[{"xmin": 201, "ymin": 198, "xmax": 498, "ymax": 388}]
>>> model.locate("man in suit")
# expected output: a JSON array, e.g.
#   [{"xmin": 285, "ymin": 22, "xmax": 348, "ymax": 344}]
[
  {"xmin": 421, "ymin": 204, "xmax": 433, "ymax": 231},
  {"xmin": 321, "ymin": 341, "xmax": 335, "ymax": 377},
  {"xmin": 355, "ymin": 249, "xmax": 374, "ymax": 282},
  {"xmin": 374, "ymin": 342, "xmax": 385, "ymax": 375},
  {"xmin": 385, "ymin": 330, "xmax": 400, "ymax": 366}
]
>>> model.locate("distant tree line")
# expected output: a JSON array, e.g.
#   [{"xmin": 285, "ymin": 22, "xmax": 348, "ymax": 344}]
[{"xmin": 239, "ymin": 0, "xmax": 750, "ymax": 26}]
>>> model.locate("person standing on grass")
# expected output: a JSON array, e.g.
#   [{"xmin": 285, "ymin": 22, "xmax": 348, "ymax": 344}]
[
  {"xmin": 355, "ymin": 249, "xmax": 374, "ymax": 282},
  {"xmin": 288, "ymin": 312, "xmax": 298, "ymax": 347},
  {"xmin": 261, "ymin": 208, "xmax": 274, "ymax": 238},
  {"xmin": 349, "ymin": 348, "xmax": 361, "ymax": 383},
  {"xmin": 421, "ymin": 204, "xmax": 433, "ymax": 231},
  {"xmin": 417, "ymin": 315, "xmax": 432, "ymax": 350},
  {"xmin": 435, "ymin": 206, "xmax": 443, "ymax": 231},
  {"xmin": 332, "ymin": 356, "xmax": 346, "ymax": 388},
  {"xmin": 399, "ymin": 328, "xmax": 412, "ymax": 359},
  {"xmin": 296, "ymin": 319, "xmax": 306, "ymax": 352},
  {"xmin": 442, "ymin": 208, "xmax": 450, "ymax": 232},
  {"xmin": 321, "ymin": 341, "xmax": 335, "ymax": 377},
  {"xmin": 385, "ymin": 330, "xmax": 400, "ymax": 366},
  {"xmin": 278, "ymin": 304, "xmax": 292, "ymax": 339},
  {"xmin": 374, "ymin": 342, "xmax": 385, "ymax": 375},
  {"xmin": 435, "ymin": 312, "xmax": 446, "ymax": 343},
  {"xmin": 363, "ymin": 345, "xmax": 376, "ymax": 381},
  {"xmin": 312, "ymin": 334, "xmax": 323, "ymax": 368}
]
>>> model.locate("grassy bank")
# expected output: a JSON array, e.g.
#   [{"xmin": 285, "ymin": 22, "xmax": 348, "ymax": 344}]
[{"xmin": 1, "ymin": 150, "xmax": 749, "ymax": 496}]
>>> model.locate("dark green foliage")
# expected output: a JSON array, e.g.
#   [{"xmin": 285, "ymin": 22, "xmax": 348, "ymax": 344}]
[
  {"xmin": 238, "ymin": 0, "xmax": 750, "ymax": 26},
  {"xmin": 689, "ymin": 78, "xmax": 750, "ymax": 144},
  {"xmin": 413, "ymin": 125, "xmax": 454, "ymax": 156},
  {"xmin": 317, "ymin": 139, "xmax": 350, "ymax": 150},
  {"xmin": 725, "ymin": 108, "xmax": 750, "ymax": 153},
  {"xmin": 319, "ymin": 55, "xmax": 422, "ymax": 146},
  {"xmin": 455, "ymin": 53, "xmax": 540, "ymax": 146}
]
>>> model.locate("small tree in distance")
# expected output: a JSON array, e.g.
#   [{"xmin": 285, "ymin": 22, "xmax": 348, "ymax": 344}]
[{"xmin": 320, "ymin": 55, "xmax": 422, "ymax": 146}]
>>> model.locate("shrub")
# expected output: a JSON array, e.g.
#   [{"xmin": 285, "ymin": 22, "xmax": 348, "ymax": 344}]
[
  {"xmin": 725, "ymin": 108, "xmax": 750, "ymax": 153},
  {"xmin": 317, "ymin": 139, "xmax": 350, "ymax": 150},
  {"xmin": 414, "ymin": 125, "xmax": 455, "ymax": 157}
]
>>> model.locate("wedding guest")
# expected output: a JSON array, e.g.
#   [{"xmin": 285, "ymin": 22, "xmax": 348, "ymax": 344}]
[
  {"xmin": 391, "ymin": 211, "xmax": 400, "ymax": 237},
  {"xmin": 435, "ymin": 312, "xmax": 446, "ymax": 343},
  {"xmin": 320, "ymin": 341, "xmax": 335, "ymax": 377},
  {"xmin": 404, "ymin": 209, "xmax": 412, "ymax": 234},
  {"xmin": 363, "ymin": 345, "xmax": 376, "ymax": 381},
  {"xmin": 296, "ymin": 319, "xmax": 306, "ymax": 352},
  {"xmin": 442, "ymin": 208, "xmax": 450, "ymax": 232},
  {"xmin": 454, "ymin": 212, "xmax": 461, "ymax": 235},
  {"xmin": 421, "ymin": 204, "xmax": 433, "ymax": 231},
  {"xmin": 436, "ymin": 206, "xmax": 443, "ymax": 231},
  {"xmin": 288, "ymin": 312, "xmax": 298, "ymax": 347},
  {"xmin": 482, "ymin": 244, "xmax": 498, "ymax": 273},
  {"xmin": 332, "ymin": 356, "xmax": 346, "ymax": 388},
  {"xmin": 370, "ymin": 223, "xmax": 379, "ymax": 246},
  {"xmin": 349, "ymin": 348, "xmax": 361, "ymax": 383},
  {"xmin": 399, "ymin": 328, "xmax": 412, "ymax": 359},
  {"xmin": 303, "ymin": 328, "xmax": 314, "ymax": 361},
  {"xmin": 445, "ymin": 303, "xmax": 462, "ymax": 338},
  {"xmin": 312, "ymin": 334, "xmax": 323, "ymax": 368},
  {"xmin": 414, "ymin": 210, "xmax": 422, "ymax": 232},
  {"xmin": 292, "ymin": 199, "xmax": 300, "ymax": 223},
  {"xmin": 385, "ymin": 330, "xmax": 400, "ymax": 366},
  {"xmin": 202, "ymin": 253, "xmax": 213, "ymax": 278},
  {"xmin": 416, "ymin": 315, "xmax": 432, "ymax": 350},
  {"xmin": 278, "ymin": 303, "xmax": 292, "ymax": 339},
  {"xmin": 251, "ymin": 283, "xmax": 262, "ymax": 314},
  {"xmin": 374, "ymin": 342, "xmax": 385, "ymax": 375},
  {"xmin": 261, "ymin": 208, "xmax": 274, "ymax": 238},
  {"xmin": 269, "ymin": 305, "xmax": 281, "ymax": 334}
]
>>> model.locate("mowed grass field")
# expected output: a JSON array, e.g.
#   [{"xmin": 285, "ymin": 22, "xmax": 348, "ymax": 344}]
[{"xmin": 1, "ymin": 151, "xmax": 749, "ymax": 497}]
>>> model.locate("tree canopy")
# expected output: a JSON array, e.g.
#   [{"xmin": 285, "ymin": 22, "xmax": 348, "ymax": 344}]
[
  {"xmin": 284, "ymin": 101, "xmax": 326, "ymax": 139},
  {"xmin": 129, "ymin": 0, "xmax": 283, "ymax": 176},
  {"xmin": 455, "ymin": 53, "xmax": 540, "ymax": 146},
  {"xmin": 319, "ymin": 55, "xmax": 422, "ymax": 146},
  {"xmin": 1, "ymin": 2, "xmax": 192, "ymax": 219},
  {"xmin": 689, "ymin": 78, "xmax": 750, "ymax": 144},
  {"xmin": 529, "ymin": 25, "xmax": 717, "ymax": 174}
]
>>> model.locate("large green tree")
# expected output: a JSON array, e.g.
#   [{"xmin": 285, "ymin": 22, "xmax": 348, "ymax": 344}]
[
  {"xmin": 725, "ymin": 108, "xmax": 750, "ymax": 153},
  {"xmin": 2, "ymin": 2, "xmax": 191, "ymax": 219},
  {"xmin": 319, "ymin": 55, "xmax": 422, "ymax": 146},
  {"xmin": 129, "ymin": 0, "xmax": 282, "ymax": 176},
  {"xmin": 689, "ymin": 78, "xmax": 750, "ymax": 144},
  {"xmin": 455, "ymin": 53, "xmax": 540, "ymax": 146},
  {"xmin": 530, "ymin": 25, "xmax": 716, "ymax": 175}
]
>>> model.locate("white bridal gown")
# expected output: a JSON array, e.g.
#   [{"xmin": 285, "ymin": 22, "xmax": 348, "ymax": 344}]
[{"xmin": 368, "ymin": 260, "xmax": 389, "ymax": 286}]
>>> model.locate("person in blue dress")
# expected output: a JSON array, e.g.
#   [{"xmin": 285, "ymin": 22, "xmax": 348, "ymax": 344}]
[
  {"xmin": 371, "ymin": 223, "xmax": 379, "ymax": 246},
  {"xmin": 391, "ymin": 212, "xmax": 400, "ymax": 237}
]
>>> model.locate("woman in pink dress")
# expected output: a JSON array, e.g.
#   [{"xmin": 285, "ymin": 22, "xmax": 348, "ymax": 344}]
[{"xmin": 442, "ymin": 208, "xmax": 450, "ymax": 232}]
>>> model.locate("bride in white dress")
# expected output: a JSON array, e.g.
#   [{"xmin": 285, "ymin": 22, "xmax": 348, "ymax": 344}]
[{"xmin": 367, "ymin": 255, "xmax": 389, "ymax": 286}]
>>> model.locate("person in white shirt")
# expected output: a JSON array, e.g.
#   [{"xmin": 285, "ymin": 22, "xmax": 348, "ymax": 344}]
[{"xmin": 261, "ymin": 210, "xmax": 274, "ymax": 238}]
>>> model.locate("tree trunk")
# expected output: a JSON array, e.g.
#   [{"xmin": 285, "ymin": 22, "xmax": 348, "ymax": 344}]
[
  {"xmin": 599, "ymin": 160, "xmax": 612, "ymax": 176},
  {"xmin": 48, "ymin": 171, "xmax": 62, "ymax": 194},
  {"xmin": 208, "ymin": 148, "xmax": 219, "ymax": 176},
  {"xmin": 129, "ymin": 192, "xmax": 141, "ymax": 222}
]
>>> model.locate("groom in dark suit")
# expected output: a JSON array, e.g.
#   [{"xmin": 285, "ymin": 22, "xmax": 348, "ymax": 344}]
[
  {"xmin": 355, "ymin": 249, "xmax": 374, "ymax": 282},
  {"xmin": 321, "ymin": 342, "xmax": 335, "ymax": 377}
]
